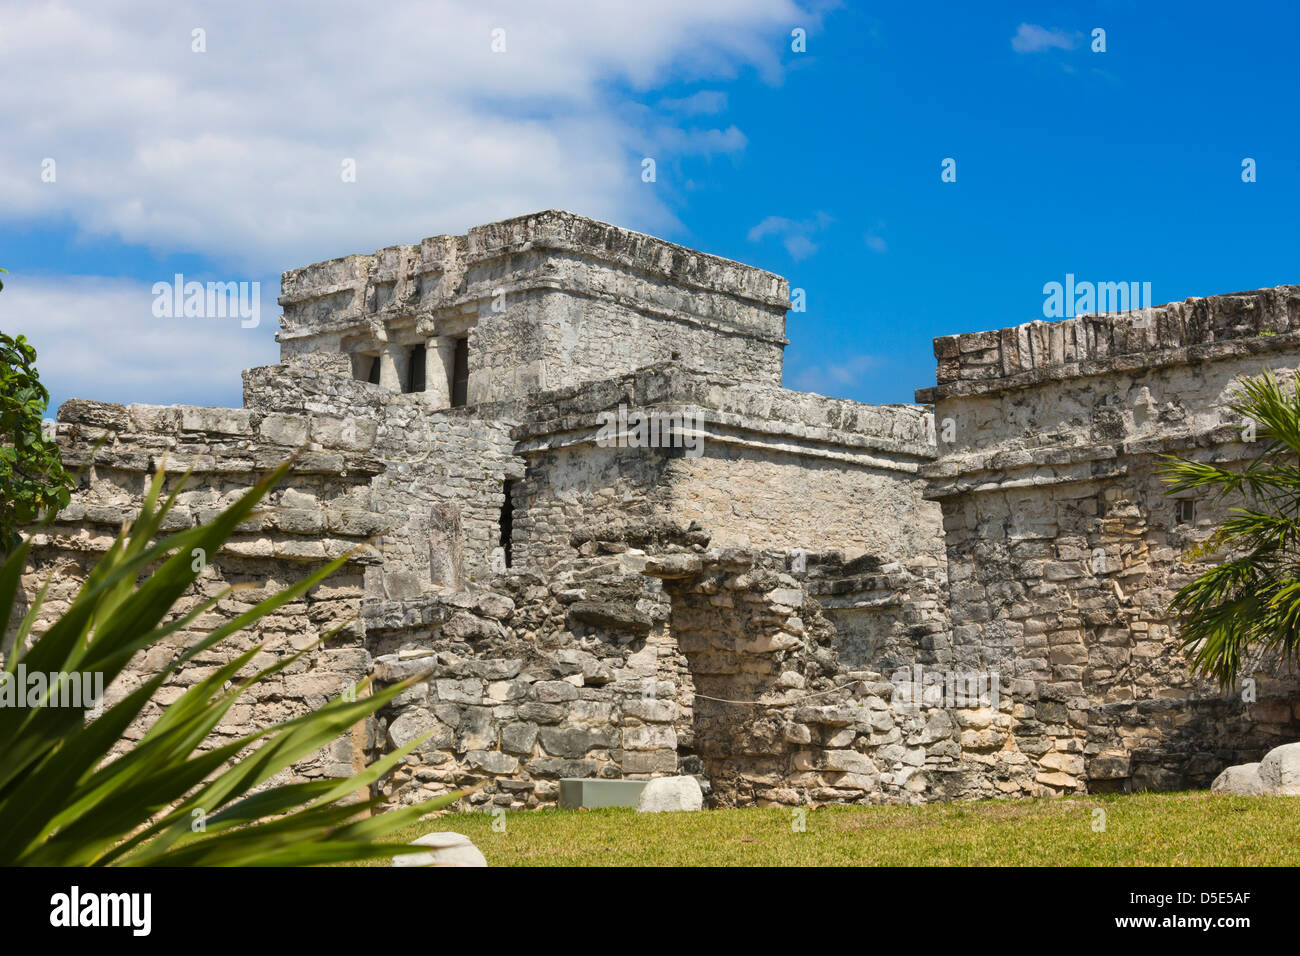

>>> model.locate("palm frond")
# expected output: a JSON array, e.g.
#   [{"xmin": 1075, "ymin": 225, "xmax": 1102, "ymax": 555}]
[{"xmin": 1161, "ymin": 369, "xmax": 1300, "ymax": 686}]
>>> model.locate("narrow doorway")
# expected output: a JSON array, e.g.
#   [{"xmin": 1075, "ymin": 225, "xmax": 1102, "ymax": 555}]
[
  {"xmin": 499, "ymin": 479, "xmax": 516, "ymax": 568},
  {"xmin": 451, "ymin": 337, "xmax": 469, "ymax": 407}
]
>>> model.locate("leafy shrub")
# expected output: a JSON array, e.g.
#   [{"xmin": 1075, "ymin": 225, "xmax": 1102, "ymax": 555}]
[{"xmin": 0, "ymin": 321, "xmax": 75, "ymax": 552}]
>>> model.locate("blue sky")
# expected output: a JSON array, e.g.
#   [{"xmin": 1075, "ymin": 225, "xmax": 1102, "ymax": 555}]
[{"xmin": 3, "ymin": 0, "xmax": 1298, "ymax": 412}]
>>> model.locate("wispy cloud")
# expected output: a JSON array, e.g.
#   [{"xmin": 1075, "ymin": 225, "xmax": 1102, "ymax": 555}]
[
  {"xmin": 653, "ymin": 125, "xmax": 748, "ymax": 156},
  {"xmin": 747, "ymin": 212, "xmax": 833, "ymax": 260},
  {"xmin": 658, "ymin": 90, "xmax": 728, "ymax": 115},
  {"xmin": 0, "ymin": 0, "xmax": 818, "ymax": 271},
  {"xmin": 864, "ymin": 221, "xmax": 888, "ymax": 254},
  {"xmin": 788, "ymin": 354, "xmax": 881, "ymax": 395},
  {"xmin": 1, "ymin": 274, "xmax": 275, "ymax": 411},
  {"xmin": 1010, "ymin": 23, "xmax": 1078, "ymax": 54}
]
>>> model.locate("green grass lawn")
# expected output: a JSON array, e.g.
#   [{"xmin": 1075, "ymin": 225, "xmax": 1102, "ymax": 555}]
[{"xmin": 351, "ymin": 791, "xmax": 1299, "ymax": 866}]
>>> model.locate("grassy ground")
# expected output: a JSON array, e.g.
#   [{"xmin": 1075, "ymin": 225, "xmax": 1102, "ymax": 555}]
[{"xmin": 351, "ymin": 791, "xmax": 1299, "ymax": 866}]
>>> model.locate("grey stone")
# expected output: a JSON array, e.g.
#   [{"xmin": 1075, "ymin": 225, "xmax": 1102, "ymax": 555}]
[
  {"xmin": 533, "ymin": 681, "xmax": 579, "ymax": 703},
  {"xmin": 1210, "ymin": 763, "xmax": 1263, "ymax": 796},
  {"xmin": 501, "ymin": 722, "xmax": 538, "ymax": 755},
  {"xmin": 539, "ymin": 726, "xmax": 612, "ymax": 759},
  {"xmin": 467, "ymin": 750, "xmax": 519, "ymax": 774}
]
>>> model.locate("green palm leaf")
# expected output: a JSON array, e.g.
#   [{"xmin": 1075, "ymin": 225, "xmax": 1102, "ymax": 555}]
[{"xmin": 1160, "ymin": 368, "xmax": 1300, "ymax": 686}]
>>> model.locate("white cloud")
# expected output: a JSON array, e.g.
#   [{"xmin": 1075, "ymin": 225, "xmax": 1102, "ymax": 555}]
[
  {"xmin": 652, "ymin": 125, "xmax": 749, "ymax": 156},
  {"xmin": 1, "ymin": 274, "xmax": 276, "ymax": 411},
  {"xmin": 0, "ymin": 0, "xmax": 815, "ymax": 271},
  {"xmin": 1010, "ymin": 23, "xmax": 1077, "ymax": 54},
  {"xmin": 658, "ymin": 90, "xmax": 729, "ymax": 115},
  {"xmin": 746, "ymin": 212, "xmax": 832, "ymax": 260}
]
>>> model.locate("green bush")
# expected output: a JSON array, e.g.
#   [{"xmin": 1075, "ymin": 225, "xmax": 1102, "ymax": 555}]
[{"xmin": 0, "ymin": 318, "xmax": 75, "ymax": 552}]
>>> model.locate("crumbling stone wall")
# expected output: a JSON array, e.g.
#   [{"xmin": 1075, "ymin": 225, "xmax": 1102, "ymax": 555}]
[
  {"xmin": 365, "ymin": 523, "xmax": 1023, "ymax": 810},
  {"xmin": 13, "ymin": 398, "xmax": 385, "ymax": 779},
  {"xmin": 642, "ymin": 547, "xmax": 1036, "ymax": 806},
  {"xmin": 803, "ymin": 552, "xmax": 951, "ymax": 675},
  {"xmin": 918, "ymin": 287, "xmax": 1300, "ymax": 792},
  {"xmin": 364, "ymin": 527, "xmax": 698, "ymax": 809},
  {"xmin": 510, "ymin": 363, "xmax": 943, "ymax": 569},
  {"xmin": 245, "ymin": 358, "xmax": 520, "ymax": 588},
  {"xmin": 15, "ymin": 209, "xmax": 1299, "ymax": 808}
]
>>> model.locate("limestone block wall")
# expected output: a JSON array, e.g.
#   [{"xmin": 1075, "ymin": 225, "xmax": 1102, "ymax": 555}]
[
  {"xmin": 664, "ymin": 391, "xmax": 939, "ymax": 560},
  {"xmin": 510, "ymin": 363, "xmax": 943, "ymax": 572},
  {"xmin": 918, "ymin": 286, "xmax": 1300, "ymax": 792},
  {"xmin": 11, "ymin": 398, "xmax": 387, "ymax": 781},
  {"xmin": 508, "ymin": 443, "xmax": 675, "ymax": 573},
  {"xmin": 642, "ymin": 547, "xmax": 1034, "ymax": 806},
  {"xmin": 803, "ymin": 552, "xmax": 952, "ymax": 676},
  {"xmin": 244, "ymin": 360, "xmax": 521, "ymax": 588},
  {"xmin": 364, "ymin": 521, "xmax": 1022, "ymax": 810},
  {"xmin": 277, "ymin": 210, "xmax": 790, "ymax": 407},
  {"xmin": 364, "ymin": 539, "xmax": 696, "ymax": 809}
]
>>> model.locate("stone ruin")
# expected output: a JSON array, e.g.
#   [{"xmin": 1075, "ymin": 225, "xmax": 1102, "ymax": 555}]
[{"xmin": 13, "ymin": 209, "xmax": 1300, "ymax": 808}]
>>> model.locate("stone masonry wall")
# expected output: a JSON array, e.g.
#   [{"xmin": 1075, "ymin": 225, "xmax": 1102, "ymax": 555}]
[
  {"xmin": 277, "ymin": 210, "xmax": 790, "ymax": 405},
  {"xmin": 510, "ymin": 363, "xmax": 943, "ymax": 570},
  {"xmin": 11, "ymin": 398, "xmax": 387, "ymax": 782},
  {"xmin": 365, "ymin": 523, "xmax": 1028, "ymax": 810},
  {"xmin": 642, "ymin": 547, "xmax": 1037, "ymax": 806},
  {"xmin": 804, "ymin": 552, "xmax": 952, "ymax": 676},
  {"xmin": 244, "ymin": 358, "xmax": 521, "ymax": 588},
  {"xmin": 363, "ymin": 524, "xmax": 702, "ymax": 809},
  {"xmin": 919, "ymin": 287, "xmax": 1300, "ymax": 792}
]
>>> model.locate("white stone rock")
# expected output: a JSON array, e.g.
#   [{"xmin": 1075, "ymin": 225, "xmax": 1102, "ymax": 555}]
[
  {"xmin": 391, "ymin": 831, "xmax": 488, "ymax": 867},
  {"xmin": 1210, "ymin": 762, "xmax": 1263, "ymax": 795},
  {"xmin": 636, "ymin": 776, "xmax": 704, "ymax": 813},
  {"xmin": 1258, "ymin": 742, "xmax": 1300, "ymax": 795}
]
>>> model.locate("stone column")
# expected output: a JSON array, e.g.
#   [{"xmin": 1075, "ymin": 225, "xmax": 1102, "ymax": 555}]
[
  {"xmin": 424, "ymin": 338, "xmax": 451, "ymax": 406},
  {"xmin": 378, "ymin": 345, "xmax": 404, "ymax": 392}
]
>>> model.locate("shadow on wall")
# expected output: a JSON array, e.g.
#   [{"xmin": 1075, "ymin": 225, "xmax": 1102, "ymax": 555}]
[{"xmin": 1086, "ymin": 690, "xmax": 1300, "ymax": 793}]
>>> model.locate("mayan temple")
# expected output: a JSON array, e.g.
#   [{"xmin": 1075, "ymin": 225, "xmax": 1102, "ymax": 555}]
[{"xmin": 21, "ymin": 209, "xmax": 1300, "ymax": 809}]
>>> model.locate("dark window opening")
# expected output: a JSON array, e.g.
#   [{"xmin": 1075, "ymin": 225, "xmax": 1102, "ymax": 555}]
[
  {"xmin": 407, "ymin": 344, "xmax": 426, "ymax": 393},
  {"xmin": 499, "ymin": 479, "xmax": 516, "ymax": 568},
  {"xmin": 1176, "ymin": 499, "xmax": 1195, "ymax": 525},
  {"xmin": 366, "ymin": 355, "xmax": 382, "ymax": 385},
  {"xmin": 451, "ymin": 336, "xmax": 469, "ymax": 407}
]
